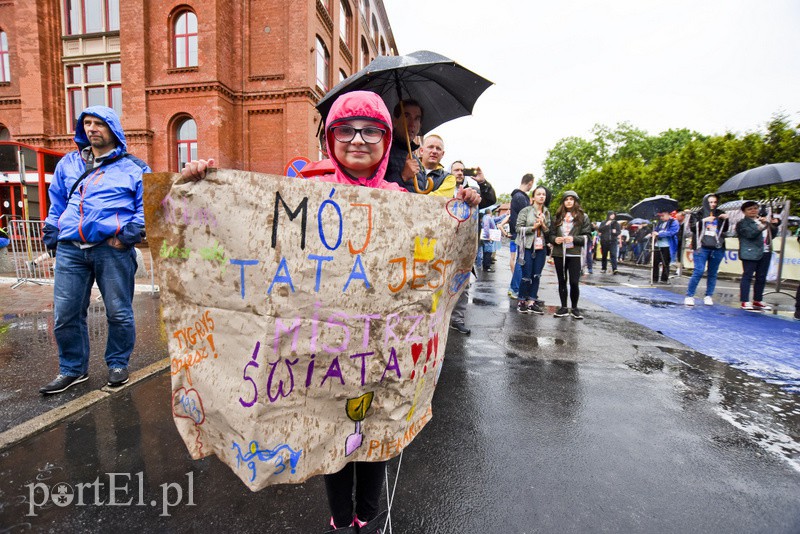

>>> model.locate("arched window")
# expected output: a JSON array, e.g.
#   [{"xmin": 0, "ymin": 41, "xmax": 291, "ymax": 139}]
[
  {"xmin": 379, "ymin": 37, "xmax": 386, "ymax": 56},
  {"xmin": 339, "ymin": 69, "xmax": 347, "ymax": 83},
  {"xmin": 0, "ymin": 31, "xmax": 9, "ymax": 82},
  {"xmin": 315, "ymin": 37, "xmax": 329, "ymax": 91},
  {"xmin": 176, "ymin": 117, "xmax": 198, "ymax": 171},
  {"xmin": 360, "ymin": 37, "xmax": 369, "ymax": 70},
  {"xmin": 371, "ymin": 16, "xmax": 379, "ymax": 45},
  {"xmin": 174, "ymin": 11, "xmax": 198, "ymax": 68},
  {"xmin": 0, "ymin": 126, "xmax": 10, "ymax": 140}
]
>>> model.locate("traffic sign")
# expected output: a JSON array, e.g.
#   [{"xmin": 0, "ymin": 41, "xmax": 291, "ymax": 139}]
[{"xmin": 284, "ymin": 157, "xmax": 311, "ymax": 178}]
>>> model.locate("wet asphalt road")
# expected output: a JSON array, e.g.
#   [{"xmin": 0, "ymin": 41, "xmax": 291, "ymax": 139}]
[{"xmin": 1, "ymin": 254, "xmax": 799, "ymax": 533}]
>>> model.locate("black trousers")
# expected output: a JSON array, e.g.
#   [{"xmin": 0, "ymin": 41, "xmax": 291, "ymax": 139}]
[
  {"xmin": 553, "ymin": 256, "xmax": 582, "ymax": 308},
  {"xmin": 652, "ymin": 246, "xmax": 671, "ymax": 282},
  {"xmin": 324, "ymin": 460, "xmax": 386, "ymax": 527}
]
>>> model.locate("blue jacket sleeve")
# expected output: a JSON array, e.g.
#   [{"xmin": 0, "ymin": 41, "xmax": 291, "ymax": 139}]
[
  {"xmin": 660, "ymin": 219, "xmax": 679, "ymax": 238},
  {"xmin": 42, "ymin": 161, "xmax": 71, "ymax": 248},
  {"xmin": 116, "ymin": 165, "xmax": 148, "ymax": 247}
]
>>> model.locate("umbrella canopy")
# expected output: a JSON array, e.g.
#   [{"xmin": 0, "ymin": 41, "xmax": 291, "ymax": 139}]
[
  {"xmin": 316, "ymin": 50, "xmax": 494, "ymax": 136},
  {"xmin": 615, "ymin": 212, "xmax": 633, "ymax": 221},
  {"xmin": 716, "ymin": 162, "xmax": 800, "ymax": 195},
  {"xmin": 629, "ymin": 218, "xmax": 649, "ymax": 225},
  {"xmin": 629, "ymin": 195, "xmax": 679, "ymax": 220}
]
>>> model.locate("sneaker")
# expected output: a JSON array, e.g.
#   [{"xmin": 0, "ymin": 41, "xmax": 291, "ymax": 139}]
[
  {"xmin": 450, "ymin": 322, "xmax": 471, "ymax": 335},
  {"xmin": 570, "ymin": 308, "xmax": 584, "ymax": 319},
  {"xmin": 684, "ymin": 296, "xmax": 695, "ymax": 306},
  {"xmin": 517, "ymin": 302, "xmax": 530, "ymax": 314},
  {"xmin": 794, "ymin": 309, "xmax": 800, "ymax": 320},
  {"xmin": 554, "ymin": 306, "xmax": 569, "ymax": 317},
  {"xmin": 601, "ymin": 269, "xmax": 607, "ymax": 273},
  {"xmin": 741, "ymin": 302, "xmax": 757, "ymax": 312},
  {"xmin": 612, "ymin": 270, "xmax": 619, "ymax": 275},
  {"xmin": 703, "ymin": 296, "xmax": 714, "ymax": 306},
  {"xmin": 752, "ymin": 301, "xmax": 772, "ymax": 311},
  {"xmin": 39, "ymin": 373, "xmax": 89, "ymax": 395},
  {"xmin": 528, "ymin": 302, "xmax": 544, "ymax": 315},
  {"xmin": 108, "ymin": 367, "xmax": 129, "ymax": 387},
  {"xmin": 507, "ymin": 290, "xmax": 518, "ymax": 299}
]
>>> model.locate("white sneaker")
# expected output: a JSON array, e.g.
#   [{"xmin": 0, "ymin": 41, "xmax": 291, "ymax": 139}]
[
  {"xmin": 684, "ymin": 296, "xmax": 695, "ymax": 306},
  {"xmin": 741, "ymin": 302, "xmax": 756, "ymax": 311},
  {"xmin": 703, "ymin": 296, "xmax": 713, "ymax": 306},
  {"xmin": 753, "ymin": 301, "xmax": 772, "ymax": 311}
]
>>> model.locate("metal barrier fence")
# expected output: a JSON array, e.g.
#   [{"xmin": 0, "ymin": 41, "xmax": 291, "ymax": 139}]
[
  {"xmin": 7, "ymin": 218, "xmax": 54, "ymax": 289},
  {"xmin": 3, "ymin": 216, "xmax": 157, "ymax": 293}
]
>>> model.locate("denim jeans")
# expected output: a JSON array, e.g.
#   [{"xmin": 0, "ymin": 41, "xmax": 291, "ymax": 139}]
[
  {"xmin": 519, "ymin": 247, "xmax": 547, "ymax": 301},
  {"xmin": 53, "ymin": 241, "xmax": 137, "ymax": 376},
  {"xmin": 740, "ymin": 254, "xmax": 771, "ymax": 302},
  {"xmin": 686, "ymin": 247, "xmax": 725, "ymax": 297}
]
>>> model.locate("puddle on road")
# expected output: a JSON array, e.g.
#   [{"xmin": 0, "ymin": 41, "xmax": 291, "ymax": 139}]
[
  {"xmin": 625, "ymin": 354, "xmax": 665, "ymax": 374},
  {"xmin": 649, "ymin": 344, "xmax": 800, "ymax": 472}
]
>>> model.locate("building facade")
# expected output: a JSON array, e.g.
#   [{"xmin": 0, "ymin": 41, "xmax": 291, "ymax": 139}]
[{"xmin": 0, "ymin": 0, "xmax": 397, "ymax": 182}]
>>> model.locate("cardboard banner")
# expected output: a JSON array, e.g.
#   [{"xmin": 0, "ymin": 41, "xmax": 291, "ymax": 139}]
[{"xmin": 143, "ymin": 170, "xmax": 477, "ymax": 491}]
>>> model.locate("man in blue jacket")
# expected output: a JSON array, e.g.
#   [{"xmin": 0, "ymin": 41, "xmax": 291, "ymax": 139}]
[{"xmin": 40, "ymin": 106, "xmax": 150, "ymax": 394}]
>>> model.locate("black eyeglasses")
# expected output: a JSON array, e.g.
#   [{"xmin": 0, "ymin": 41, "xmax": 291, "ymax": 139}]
[{"xmin": 331, "ymin": 125, "xmax": 386, "ymax": 144}]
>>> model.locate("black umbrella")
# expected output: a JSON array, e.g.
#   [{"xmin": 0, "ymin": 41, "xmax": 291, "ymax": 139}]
[
  {"xmin": 716, "ymin": 162, "xmax": 800, "ymax": 194},
  {"xmin": 629, "ymin": 195, "xmax": 679, "ymax": 220},
  {"xmin": 615, "ymin": 212, "xmax": 633, "ymax": 221},
  {"xmin": 316, "ymin": 50, "xmax": 494, "ymax": 137}
]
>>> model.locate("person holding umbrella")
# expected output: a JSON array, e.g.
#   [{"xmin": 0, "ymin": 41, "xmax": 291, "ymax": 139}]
[
  {"xmin": 737, "ymin": 201, "xmax": 779, "ymax": 312},
  {"xmin": 648, "ymin": 208, "xmax": 680, "ymax": 284},
  {"xmin": 385, "ymin": 98, "xmax": 425, "ymax": 191},
  {"xmin": 548, "ymin": 190, "xmax": 592, "ymax": 319},
  {"xmin": 684, "ymin": 194, "xmax": 729, "ymax": 306}
]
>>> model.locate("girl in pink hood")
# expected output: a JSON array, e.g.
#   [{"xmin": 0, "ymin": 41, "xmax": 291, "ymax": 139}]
[{"xmin": 318, "ymin": 90, "xmax": 406, "ymax": 192}]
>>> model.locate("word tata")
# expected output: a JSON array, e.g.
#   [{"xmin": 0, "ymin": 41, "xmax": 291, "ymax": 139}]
[
  {"xmin": 217, "ymin": 188, "xmax": 457, "ymax": 297},
  {"xmin": 239, "ymin": 306, "xmax": 444, "ymax": 407}
]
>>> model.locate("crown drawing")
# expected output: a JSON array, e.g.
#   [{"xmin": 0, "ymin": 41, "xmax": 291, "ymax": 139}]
[{"xmin": 413, "ymin": 237, "xmax": 437, "ymax": 261}]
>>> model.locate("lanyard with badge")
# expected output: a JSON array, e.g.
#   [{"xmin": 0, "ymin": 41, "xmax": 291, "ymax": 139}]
[{"xmin": 534, "ymin": 207, "xmax": 544, "ymax": 250}]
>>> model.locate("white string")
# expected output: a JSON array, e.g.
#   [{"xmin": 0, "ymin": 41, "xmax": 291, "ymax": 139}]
[{"xmin": 383, "ymin": 450, "xmax": 403, "ymax": 534}]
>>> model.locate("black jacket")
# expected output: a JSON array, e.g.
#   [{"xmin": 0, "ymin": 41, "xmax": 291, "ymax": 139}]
[{"xmin": 508, "ymin": 189, "xmax": 530, "ymax": 238}]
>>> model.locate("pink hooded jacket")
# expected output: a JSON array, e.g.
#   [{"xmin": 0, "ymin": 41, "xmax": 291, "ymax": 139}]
[{"xmin": 318, "ymin": 90, "xmax": 406, "ymax": 192}]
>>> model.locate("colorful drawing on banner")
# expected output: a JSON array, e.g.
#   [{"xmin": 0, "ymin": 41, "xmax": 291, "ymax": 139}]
[
  {"xmin": 143, "ymin": 169, "xmax": 477, "ymax": 490},
  {"xmin": 172, "ymin": 387, "xmax": 206, "ymax": 453},
  {"xmin": 344, "ymin": 391, "xmax": 374, "ymax": 456}
]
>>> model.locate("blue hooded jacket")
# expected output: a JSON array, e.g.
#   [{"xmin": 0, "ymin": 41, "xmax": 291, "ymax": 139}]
[{"xmin": 43, "ymin": 106, "xmax": 150, "ymax": 248}]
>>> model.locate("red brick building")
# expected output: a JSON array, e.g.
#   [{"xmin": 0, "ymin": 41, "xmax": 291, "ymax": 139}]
[{"xmin": 0, "ymin": 0, "xmax": 397, "ymax": 183}]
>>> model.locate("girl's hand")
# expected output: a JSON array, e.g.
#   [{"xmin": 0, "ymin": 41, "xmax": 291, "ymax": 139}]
[
  {"xmin": 181, "ymin": 158, "xmax": 216, "ymax": 181},
  {"xmin": 555, "ymin": 237, "xmax": 564, "ymax": 244}
]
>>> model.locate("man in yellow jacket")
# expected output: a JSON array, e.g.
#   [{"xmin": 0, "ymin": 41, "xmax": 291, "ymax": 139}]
[{"xmin": 417, "ymin": 134, "xmax": 457, "ymax": 198}]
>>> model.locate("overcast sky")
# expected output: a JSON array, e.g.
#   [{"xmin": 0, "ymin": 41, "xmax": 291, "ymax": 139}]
[{"xmin": 382, "ymin": 0, "xmax": 800, "ymax": 195}]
